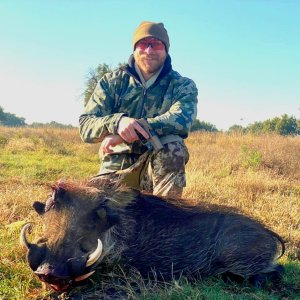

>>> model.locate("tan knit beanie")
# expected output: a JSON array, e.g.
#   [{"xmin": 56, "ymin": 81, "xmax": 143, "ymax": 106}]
[{"xmin": 132, "ymin": 21, "xmax": 170, "ymax": 52}]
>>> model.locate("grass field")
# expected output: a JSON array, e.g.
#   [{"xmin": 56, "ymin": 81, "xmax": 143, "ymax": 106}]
[{"xmin": 0, "ymin": 126, "xmax": 299, "ymax": 299}]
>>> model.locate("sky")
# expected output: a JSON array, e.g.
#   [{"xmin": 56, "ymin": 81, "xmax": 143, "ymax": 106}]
[{"xmin": 0, "ymin": 0, "xmax": 299, "ymax": 130}]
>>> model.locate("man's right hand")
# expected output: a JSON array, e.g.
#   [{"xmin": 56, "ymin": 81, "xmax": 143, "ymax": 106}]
[{"xmin": 117, "ymin": 117, "xmax": 149, "ymax": 143}]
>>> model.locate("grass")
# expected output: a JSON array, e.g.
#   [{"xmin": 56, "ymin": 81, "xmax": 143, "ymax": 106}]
[{"xmin": 0, "ymin": 127, "xmax": 299, "ymax": 299}]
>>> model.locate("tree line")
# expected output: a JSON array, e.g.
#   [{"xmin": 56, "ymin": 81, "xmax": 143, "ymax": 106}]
[
  {"xmin": 0, "ymin": 106, "xmax": 74, "ymax": 129},
  {"xmin": 1, "ymin": 106, "xmax": 298, "ymax": 136},
  {"xmin": 228, "ymin": 114, "xmax": 299, "ymax": 136}
]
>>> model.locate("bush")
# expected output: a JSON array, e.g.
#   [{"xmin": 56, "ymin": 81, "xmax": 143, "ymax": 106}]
[
  {"xmin": 191, "ymin": 119, "xmax": 218, "ymax": 132},
  {"xmin": 240, "ymin": 145, "xmax": 262, "ymax": 170}
]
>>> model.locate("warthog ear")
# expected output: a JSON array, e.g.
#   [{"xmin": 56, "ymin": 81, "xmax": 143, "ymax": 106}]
[
  {"xmin": 33, "ymin": 201, "xmax": 46, "ymax": 215},
  {"xmin": 52, "ymin": 183, "xmax": 66, "ymax": 199}
]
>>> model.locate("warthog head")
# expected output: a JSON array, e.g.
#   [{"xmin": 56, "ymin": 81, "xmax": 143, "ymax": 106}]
[{"xmin": 20, "ymin": 180, "xmax": 120, "ymax": 291}]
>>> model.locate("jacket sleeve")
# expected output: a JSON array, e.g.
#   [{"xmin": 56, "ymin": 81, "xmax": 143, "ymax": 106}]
[
  {"xmin": 146, "ymin": 78, "xmax": 198, "ymax": 138},
  {"xmin": 79, "ymin": 73, "xmax": 125, "ymax": 143}
]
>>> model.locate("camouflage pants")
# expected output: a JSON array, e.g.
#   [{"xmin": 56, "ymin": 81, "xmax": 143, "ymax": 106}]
[
  {"xmin": 140, "ymin": 141, "xmax": 189, "ymax": 198},
  {"xmin": 95, "ymin": 141, "xmax": 189, "ymax": 198}
]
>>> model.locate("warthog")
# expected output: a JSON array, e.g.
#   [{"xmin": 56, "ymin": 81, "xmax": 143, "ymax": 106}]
[{"xmin": 21, "ymin": 180, "xmax": 285, "ymax": 292}]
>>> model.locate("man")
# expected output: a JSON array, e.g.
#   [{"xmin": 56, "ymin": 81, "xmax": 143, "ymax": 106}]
[{"xmin": 79, "ymin": 21, "xmax": 198, "ymax": 198}]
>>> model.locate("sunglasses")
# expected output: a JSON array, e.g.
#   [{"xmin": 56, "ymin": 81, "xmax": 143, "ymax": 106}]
[{"xmin": 136, "ymin": 39, "xmax": 165, "ymax": 51}]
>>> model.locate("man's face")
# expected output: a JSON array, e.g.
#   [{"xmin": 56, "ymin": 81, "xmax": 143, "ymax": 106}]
[{"xmin": 134, "ymin": 37, "xmax": 167, "ymax": 79}]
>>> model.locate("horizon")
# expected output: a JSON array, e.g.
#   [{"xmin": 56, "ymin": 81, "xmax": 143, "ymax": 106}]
[
  {"xmin": 0, "ymin": 1, "xmax": 299, "ymax": 130},
  {"xmin": 0, "ymin": 105, "xmax": 298, "ymax": 132}
]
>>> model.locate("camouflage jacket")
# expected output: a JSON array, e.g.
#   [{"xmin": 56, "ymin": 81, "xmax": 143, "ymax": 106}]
[{"xmin": 79, "ymin": 55, "xmax": 197, "ymax": 173}]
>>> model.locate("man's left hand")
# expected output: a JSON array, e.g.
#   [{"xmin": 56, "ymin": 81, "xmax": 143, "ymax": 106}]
[{"xmin": 101, "ymin": 135, "xmax": 124, "ymax": 154}]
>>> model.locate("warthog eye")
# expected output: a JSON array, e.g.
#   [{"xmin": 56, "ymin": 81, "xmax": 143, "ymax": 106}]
[
  {"xmin": 80, "ymin": 244, "xmax": 90, "ymax": 253},
  {"xmin": 79, "ymin": 240, "xmax": 97, "ymax": 255}
]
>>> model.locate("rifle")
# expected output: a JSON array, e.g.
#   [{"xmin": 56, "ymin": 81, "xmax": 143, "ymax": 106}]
[{"xmin": 136, "ymin": 119, "xmax": 163, "ymax": 152}]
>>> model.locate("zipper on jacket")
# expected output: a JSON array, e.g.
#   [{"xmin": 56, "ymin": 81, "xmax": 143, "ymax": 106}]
[{"xmin": 139, "ymin": 88, "xmax": 147, "ymax": 118}]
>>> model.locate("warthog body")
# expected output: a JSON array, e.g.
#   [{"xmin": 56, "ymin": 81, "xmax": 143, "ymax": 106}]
[{"xmin": 21, "ymin": 180, "xmax": 284, "ymax": 291}]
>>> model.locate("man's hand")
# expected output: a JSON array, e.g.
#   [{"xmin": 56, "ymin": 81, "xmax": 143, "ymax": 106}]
[
  {"xmin": 101, "ymin": 135, "xmax": 124, "ymax": 154},
  {"xmin": 117, "ymin": 117, "xmax": 149, "ymax": 143}
]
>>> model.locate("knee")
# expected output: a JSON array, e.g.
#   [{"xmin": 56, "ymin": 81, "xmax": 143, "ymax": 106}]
[{"xmin": 154, "ymin": 141, "xmax": 189, "ymax": 172}]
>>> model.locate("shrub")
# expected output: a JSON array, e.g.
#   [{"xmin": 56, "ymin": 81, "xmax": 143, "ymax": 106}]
[{"xmin": 240, "ymin": 145, "xmax": 262, "ymax": 170}]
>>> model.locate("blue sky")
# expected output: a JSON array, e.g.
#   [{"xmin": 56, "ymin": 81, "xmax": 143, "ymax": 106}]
[{"xmin": 0, "ymin": 0, "xmax": 299, "ymax": 130}]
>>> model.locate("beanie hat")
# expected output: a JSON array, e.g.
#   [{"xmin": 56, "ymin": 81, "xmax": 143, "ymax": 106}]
[{"xmin": 132, "ymin": 21, "xmax": 170, "ymax": 52}]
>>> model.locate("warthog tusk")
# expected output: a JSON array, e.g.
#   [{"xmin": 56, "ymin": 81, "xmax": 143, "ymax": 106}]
[
  {"xmin": 20, "ymin": 223, "xmax": 33, "ymax": 250},
  {"xmin": 86, "ymin": 239, "xmax": 103, "ymax": 267},
  {"xmin": 74, "ymin": 270, "xmax": 95, "ymax": 282}
]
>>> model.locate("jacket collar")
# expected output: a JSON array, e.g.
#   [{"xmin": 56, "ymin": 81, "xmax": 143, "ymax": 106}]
[{"xmin": 122, "ymin": 54, "xmax": 172, "ymax": 84}]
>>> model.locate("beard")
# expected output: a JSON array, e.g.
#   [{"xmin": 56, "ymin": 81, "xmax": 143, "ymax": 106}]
[
  {"xmin": 134, "ymin": 51, "xmax": 167, "ymax": 77},
  {"xmin": 139, "ymin": 55, "xmax": 164, "ymax": 73}
]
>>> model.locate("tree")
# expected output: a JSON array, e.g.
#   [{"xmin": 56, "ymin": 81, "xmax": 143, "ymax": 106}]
[
  {"xmin": 191, "ymin": 119, "xmax": 218, "ymax": 132},
  {"xmin": 262, "ymin": 117, "xmax": 280, "ymax": 133},
  {"xmin": 83, "ymin": 63, "xmax": 126, "ymax": 106},
  {"xmin": 247, "ymin": 121, "xmax": 264, "ymax": 134},
  {"xmin": 275, "ymin": 114, "xmax": 298, "ymax": 136},
  {"xmin": 228, "ymin": 124, "xmax": 245, "ymax": 134},
  {"xmin": 0, "ymin": 106, "xmax": 26, "ymax": 126}
]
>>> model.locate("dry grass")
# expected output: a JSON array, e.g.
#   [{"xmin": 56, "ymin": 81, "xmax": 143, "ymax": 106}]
[
  {"xmin": 184, "ymin": 132, "xmax": 300, "ymax": 260},
  {"xmin": 0, "ymin": 127, "xmax": 299, "ymax": 299}
]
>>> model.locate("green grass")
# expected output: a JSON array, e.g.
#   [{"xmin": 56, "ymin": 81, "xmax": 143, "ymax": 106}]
[
  {"xmin": 240, "ymin": 145, "xmax": 263, "ymax": 170},
  {"xmin": 0, "ymin": 146, "xmax": 99, "ymax": 184}
]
